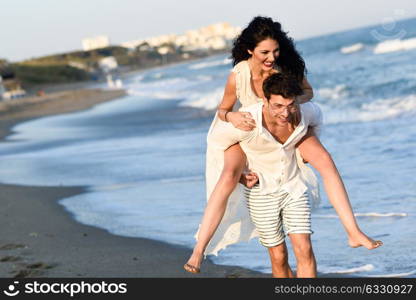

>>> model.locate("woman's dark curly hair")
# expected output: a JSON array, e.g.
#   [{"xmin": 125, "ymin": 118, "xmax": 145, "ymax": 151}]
[{"xmin": 231, "ymin": 16, "xmax": 306, "ymax": 82}]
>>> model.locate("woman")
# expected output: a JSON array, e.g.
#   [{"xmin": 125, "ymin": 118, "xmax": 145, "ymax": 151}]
[{"xmin": 184, "ymin": 16, "xmax": 315, "ymax": 273}]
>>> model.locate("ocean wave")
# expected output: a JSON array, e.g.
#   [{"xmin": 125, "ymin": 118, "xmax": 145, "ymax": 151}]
[
  {"xmin": 363, "ymin": 270, "xmax": 416, "ymax": 278},
  {"xmin": 127, "ymin": 89, "xmax": 185, "ymax": 100},
  {"xmin": 373, "ymin": 37, "xmax": 416, "ymax": 54},
  {"xmin": 179, "ymin": 88, "xmax": 224, "ymax": 110},
  {"xmin": 317, "ymin": 84, "xmax": 349, "ymax": 100},
  {"xmin": 127, "ymin": 77, "xmax": 195, "ymax": 100},
  {"xmin": 321, "ymin": 264, "xmax": 374, "ymax": 274},
  {"xmin": 188, "ymin": 58, "xmax": 232, "ymax": 70},
  {"xmin": 340, "ymin": 43, "xmax": 364, "ymax": 54},
  {"xmin": 313, "ymin": 212, "xmax": 408, "ymax": 218},
  {"xmin": 322, "ymin": 94, "xmax": 416, "ymax": 124}
]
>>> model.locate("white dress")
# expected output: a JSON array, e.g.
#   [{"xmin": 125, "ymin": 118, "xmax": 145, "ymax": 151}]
[{"xmin": 194, "ymin": 60, "xmax": 321, "ymax": 256}]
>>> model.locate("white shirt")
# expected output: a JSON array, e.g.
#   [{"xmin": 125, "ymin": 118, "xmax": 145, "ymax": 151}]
[
  {"xmin": 208, "ymin": 101, "xmax": 323, "ymax": 198},
  {"xmin": 197, "ymin": 101, "xmax": 323, "ymax": 256}
]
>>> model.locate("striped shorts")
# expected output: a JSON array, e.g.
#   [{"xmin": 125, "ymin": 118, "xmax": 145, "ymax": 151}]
[{"xmin": 243, "ymin": 184, "xmax": 313, "ymax": 248}]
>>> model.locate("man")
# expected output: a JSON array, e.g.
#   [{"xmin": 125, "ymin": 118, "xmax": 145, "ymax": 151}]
[{"xmin": 207, "ymin": 73, "xmax": 382, "ymax": 277}]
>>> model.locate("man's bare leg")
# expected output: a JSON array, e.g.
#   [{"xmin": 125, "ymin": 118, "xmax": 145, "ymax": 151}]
[
  {"xmin": 268, "ymin": 242, "xmax": 296, "ymax": 278},
  {"xmin": 288, "ymin": 233, "xmax": 317, "ymax": 278}
]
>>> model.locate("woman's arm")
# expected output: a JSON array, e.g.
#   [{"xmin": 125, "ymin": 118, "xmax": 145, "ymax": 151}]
[
  {"xmin": 296, "ymin": 77, "xmax": 314, "ymax": 104},
  {"xmin": 217, "ymin": 72, "xmax": 256, "ymax": 130},
  {"xmin": 297, "ymin": 134, "xmax": 382, "ymax": 250},
  {"xmin": 217, "ymin": 72, "xmax": 238, "ymax": 121}
]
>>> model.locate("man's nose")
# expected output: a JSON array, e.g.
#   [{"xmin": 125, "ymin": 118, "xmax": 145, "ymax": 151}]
[{"xmin": 281, "ymin": 108, "xmax": 289, "ymax": 117}]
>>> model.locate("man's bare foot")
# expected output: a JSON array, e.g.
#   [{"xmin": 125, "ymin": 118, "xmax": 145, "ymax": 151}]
[
  {"xmin": 184, "ymin": 251, "xmax": 203, "ymax": 273},
  {"xmin": 348, "ymin": 232, "xmax": 383, "ymax": 249}
]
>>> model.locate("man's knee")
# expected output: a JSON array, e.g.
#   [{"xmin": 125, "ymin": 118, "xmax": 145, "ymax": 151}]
[
  {"xmin": 268, "ymin": 244, "xmax": 289, "ymax": 266},
  {"xmin": 291, "ymin": 237, "xmax": 314, "ymax": 262}
]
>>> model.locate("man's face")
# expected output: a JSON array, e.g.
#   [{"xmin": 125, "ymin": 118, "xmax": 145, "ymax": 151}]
[{"xmin": 265, "ymin": 94, "xmax": 297, "ymax": 126}]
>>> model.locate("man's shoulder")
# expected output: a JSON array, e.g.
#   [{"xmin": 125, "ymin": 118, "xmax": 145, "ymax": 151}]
[
  {"xmin": 300, "ymin": 101, "xmax": 320, "ymax": 115},
  {"xmin": 300, "ymin": 101, "xmax": 323, "ymax": 125}
]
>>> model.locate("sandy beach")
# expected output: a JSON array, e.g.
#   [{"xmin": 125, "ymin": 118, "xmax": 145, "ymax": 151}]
[{"xmin": 0, "ymin": 88, "xmax": 267, "ymax": 278}]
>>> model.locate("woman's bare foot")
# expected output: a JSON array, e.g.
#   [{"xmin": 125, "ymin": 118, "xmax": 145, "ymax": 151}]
[
  {"xmin": 348, "ymin": 231, "xmax": 383, "ymax": 249},
  {"xmin": 184, "ymin": 251, "xmax": 203, "ymax": 273}
]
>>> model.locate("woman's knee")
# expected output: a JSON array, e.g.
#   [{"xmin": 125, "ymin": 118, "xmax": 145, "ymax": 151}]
[
  {"xmin": 221, "ymin": 145, "xmax": 246, "ymax": 184},
  {"xmin": 220, "ymin": 166, "xmax": 242, "ymax": 184}
]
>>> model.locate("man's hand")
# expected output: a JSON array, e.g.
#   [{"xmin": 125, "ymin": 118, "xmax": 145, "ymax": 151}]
[{"xmin": 239, "ymin": 171, "xmax": 259, "ymax": 188}]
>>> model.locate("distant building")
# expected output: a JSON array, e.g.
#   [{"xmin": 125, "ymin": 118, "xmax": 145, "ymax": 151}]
[
  {"xmin": 82, "ymin": 35, "xmax": 110, "ymax": 51},
  {"xmin": 120, "ymin": 22, "xmax": 241, "ymax": 52}
]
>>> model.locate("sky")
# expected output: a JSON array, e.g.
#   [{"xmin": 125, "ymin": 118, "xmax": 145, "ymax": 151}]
[{"xmin": 1, "ymin": 0, "xmax": 416, "ymax": 62}]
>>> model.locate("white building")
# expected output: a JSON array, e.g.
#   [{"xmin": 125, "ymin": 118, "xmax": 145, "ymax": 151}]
[
  {"xmin": 82, "ymin": 35, "xmax": 110, "ymax": 51},
  {"xmin": 120, "ymin": 22, "xmax": 241, "ymax": 52}
]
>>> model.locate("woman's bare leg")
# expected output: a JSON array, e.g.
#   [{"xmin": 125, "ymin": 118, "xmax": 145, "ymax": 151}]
[
  {"xmin": 297, "ymin": 133, "xmax": 383, "ymax": 250},
  {"xmin": 185, "ymin": 143, "xmax": 246, "ymax": 270}
]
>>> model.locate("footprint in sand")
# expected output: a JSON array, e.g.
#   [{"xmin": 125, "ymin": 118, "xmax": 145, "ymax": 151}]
[
  {"xmin": 0, "ymin": 244, "xmax": 26, "ymax": 250},
  {"xmin": 11, "ymin": 262, "xmax": 58, "ymax": 278},
  {"xmin": 0, "ymin": 255, "xmax": 21, "ymax": 262}
]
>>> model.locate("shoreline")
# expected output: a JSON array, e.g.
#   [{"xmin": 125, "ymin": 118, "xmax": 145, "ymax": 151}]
[{"xmin": 0, "ymin": 87, "xmax": 267, "ymax": 278}]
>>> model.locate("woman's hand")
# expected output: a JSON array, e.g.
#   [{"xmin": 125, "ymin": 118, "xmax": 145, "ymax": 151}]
[
  {"xmin": 239, "ymin": 171, "xmax": 259, "ymax": 188},
  {"xmin": 227, "ymin": 111, "xmax": 256, "ymax": 131}
]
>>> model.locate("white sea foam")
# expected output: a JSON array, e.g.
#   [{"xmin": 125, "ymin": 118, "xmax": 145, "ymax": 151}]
[
  {"xmin": 340, "ymin": 43, "xmax": 364, "ymax": 54},
  {"xmin": 322, "ymin": 94, "xmax": 416, "ymax": 124},
  {"xmin": 188, "ymin": 58, "xmax": 232, "ymax": 70},
  {"xmin": 374, "ymin": 37, "xmax": 416, "ymax": 54},
  {"xmin": 127, "ymin": 89, "xmax": 185, "ymax": 100},
  {"xmin": 321, "ymin": 264, "xmax": 374, "ymax": 274},
  {"xmin": 127, "ymin": 77, "xmax": 193, "ymax": 99},
  {"xmin": 313, "ymin": 212, "xmax": 408, "ymax": 219},
  {"xmin": 317, "ymin": 84, "xmax": 349, "ymax": 100},
  {"xmin": 179, "ymin": 88, "xmax": 224, "ymax": 110},
  {"xmin": 363, "ymin": 270, "xmax": 416, "ymax": 278}
]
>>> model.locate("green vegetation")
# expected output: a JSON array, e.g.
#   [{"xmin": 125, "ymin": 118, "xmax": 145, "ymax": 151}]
[{"xmin": 12, "ymin": 64, "xmax": 89, "ymax": 84}]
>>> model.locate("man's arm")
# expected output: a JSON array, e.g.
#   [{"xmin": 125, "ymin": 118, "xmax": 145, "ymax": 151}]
[{"xmin": 297, "ymin": 135, "xmax": 383, "ymax": 250}]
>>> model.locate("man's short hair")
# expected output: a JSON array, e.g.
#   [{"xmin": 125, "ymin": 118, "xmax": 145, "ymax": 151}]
[{"xmin": 262, "ymin": 73, "xmax": 304, "ymax": 100}]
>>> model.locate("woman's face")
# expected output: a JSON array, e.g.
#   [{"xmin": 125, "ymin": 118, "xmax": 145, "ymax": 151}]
[{"xmin": 248, "ymin": 38, "xmax": 280, "ymax": 72}]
